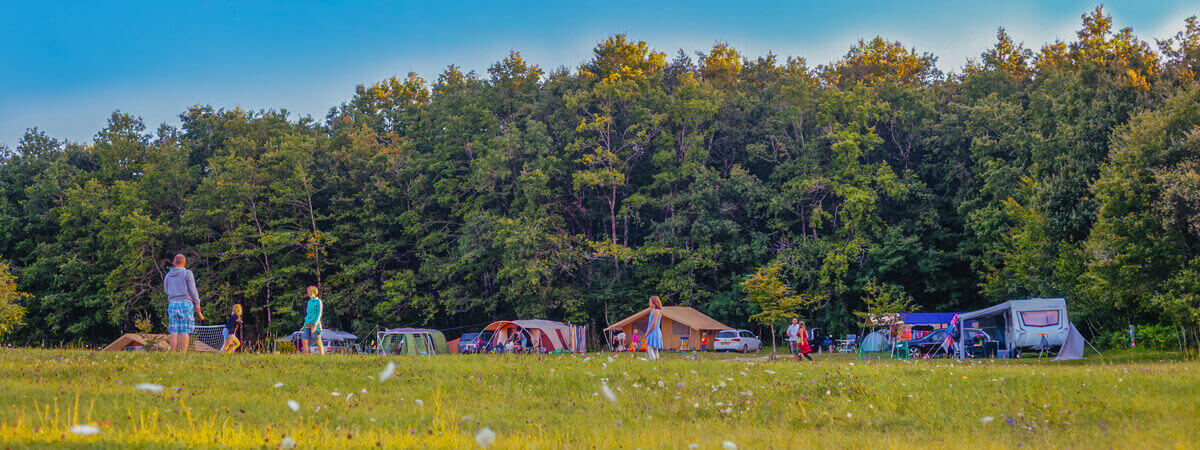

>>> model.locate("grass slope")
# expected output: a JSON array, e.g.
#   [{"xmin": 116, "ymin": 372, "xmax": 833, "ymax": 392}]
[{"xmin": 0, "ymin": 349, "xmax": 1197, "ymax": 448}]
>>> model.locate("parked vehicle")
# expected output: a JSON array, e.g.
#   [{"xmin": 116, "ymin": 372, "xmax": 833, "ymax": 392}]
[
  {"xmin": 713, "ymin": 329, "xmax": 762, "ymax": 353},
  {"xmin": 459, "ymin": 330, "xmax": 495, "ymax": 354},
  {"xmin": 904, "ymin": 328, "xmax": 992, "ymax": 358},
  {"xmin": 457, "ymin": 332, "xmax": 481, "ymax": 353},
  {"xmin": 956, "ymin": 298, "xmax": 1071, "ymax": 355}
]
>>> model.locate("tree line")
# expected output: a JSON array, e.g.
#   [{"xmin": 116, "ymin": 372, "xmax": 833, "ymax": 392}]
[{"xmin": 1, "ymin": 7, "xmax": 1198, "ymax": 346}]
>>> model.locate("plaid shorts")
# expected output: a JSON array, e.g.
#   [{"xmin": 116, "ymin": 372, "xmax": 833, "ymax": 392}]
[{"xmin": 167, "ymin": 300, "xmax": 196, "ymax": 334}]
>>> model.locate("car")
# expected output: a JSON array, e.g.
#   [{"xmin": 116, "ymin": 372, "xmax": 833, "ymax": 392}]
[
  {"xmin": 904, "ymin": 328, "xmax": 992, "ymax": 358},
  {"xmin": 457, "ymin": 332, "xmax": 481, "ymax": 353},
  {"xmin": 712, "ymin": 329, "xmax": 762, "ymax": 353},
  {"xmin": 459, "ymin": 330, "xmax": 495, "ymax": 354}
]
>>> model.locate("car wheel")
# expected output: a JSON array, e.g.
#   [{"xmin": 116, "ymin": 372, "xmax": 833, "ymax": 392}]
[
  {"xmin": 741, "ymin": 345, "xmax": 748, "ymax": 353},
  {"xmin": 909, "ymin": 347, "xmax": 921, "ymax": 358}
]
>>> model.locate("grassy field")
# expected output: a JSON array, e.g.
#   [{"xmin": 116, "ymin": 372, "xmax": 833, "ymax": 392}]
[{"xmin": 1, "ymin": 348, "xmax": 1197, "ymax": 448}]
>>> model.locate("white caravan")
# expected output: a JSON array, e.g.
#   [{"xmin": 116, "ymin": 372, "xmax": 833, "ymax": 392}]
[{"xmin": 956, "ymin": 298, "xmax": 1071, "ymax": 356}]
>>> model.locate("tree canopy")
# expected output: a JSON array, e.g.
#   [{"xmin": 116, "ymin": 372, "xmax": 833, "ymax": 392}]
[{"xmin": 1, "ymin": 6, "xmax": 1198, "ymax": 345}]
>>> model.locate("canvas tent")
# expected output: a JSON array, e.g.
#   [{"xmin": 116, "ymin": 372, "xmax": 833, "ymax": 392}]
[
  {"xmin": 480, "ymin": 320, "xmax": 585, "ymax": 353},
  {"xmin": 101, "ymin": 333, "xmax": 217, "ymax": 352},
  {"xmin": 604, "ymin": 306, "xmax": 729, "ymax": 351},
  {"xmin": 376, "ymin": 327, "xmax": 449, "ymax": 355}
]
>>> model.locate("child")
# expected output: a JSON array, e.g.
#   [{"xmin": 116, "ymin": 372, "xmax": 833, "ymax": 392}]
[
  {"xmin": 220, "ymin": 304, "xmax": 243, "ymax": 354},
  {"xmin": 299, "ymin": 286, "xmax": 325, "ymax": 355},
  {"xmin": 645, "ymin": 296, "xmax": 664, "ymax": 360},
  {"xmin": 628, "ymin": 329, "xmax": 641, "ymax": 352},
  {"xmin": 699, "ymin": 332, "xmax": 709, "ymax": 352}
]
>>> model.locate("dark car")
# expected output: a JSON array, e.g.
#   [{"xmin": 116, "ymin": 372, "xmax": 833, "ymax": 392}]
[
  {"xmin": 458, "ymin": 332, "xmax": 481, "ymax": 353},
  {"xmin": 460, "ymin": 330, "xmax": 497, "ymax": 354},
  {"xmin": 904, "ymin": 328, "xmax": 992, "ymax": 358}
]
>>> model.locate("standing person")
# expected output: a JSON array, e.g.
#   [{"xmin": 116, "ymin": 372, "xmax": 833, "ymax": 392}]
[
  {"xmin": 164, "ymin": 254, "xmax": 204, "ymax": 353},
  {"xmin": 628, "ymin": 329, "xmax": 641, "ymax": 352},
  {"xmin": 786, "ymin": 318, "xmax": 801, "ymax": 360},
  {"xmin": 699, "ymin": 331, "xmax": 709, "ymax": 352},
  {"xmin": 299, "ymin": 286, "xmax": 325, "ymax": 355},
  {"xmin": 220, "ymin": 304, "xmax": 243, "ymax": 354},
  {"xmin": 645, "ymin": 296, "xmax": 664, "ymax": 360},
  {"xmin": 795, "ymin": 320, "xmax": 814, "ymax": 362}
]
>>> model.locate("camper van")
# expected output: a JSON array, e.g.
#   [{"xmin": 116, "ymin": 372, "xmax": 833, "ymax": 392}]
[{"xmin": 957, "ymin": 298, "xmax": 1071, "ymax": 355}]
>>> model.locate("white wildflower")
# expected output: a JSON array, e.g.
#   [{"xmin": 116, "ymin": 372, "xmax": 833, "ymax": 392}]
[
  {"xmin": 379, "ymin": 361, "xmax": 396, "ymax": 382},
  {"xmin": 287, "ymin": 400, "xmax": 300, "ymax": 413},
  {"xmin": 475, "ymin": 427, "xmax": 496, "ymax": 447},
  {"xmin": 69, "ymin": 424, "xmax": 99, "ymax": 435},
  {"xmin": 134, "ymin": 383, "xmax": 164, "ymax": 393}
]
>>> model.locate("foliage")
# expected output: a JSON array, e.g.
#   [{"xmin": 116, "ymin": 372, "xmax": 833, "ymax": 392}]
[
  {"xmin": 0, "ymin": 262, "xmax": 27, "ymax": 340},
  {"xmin": 1, "ymin": 7, "xmax": 1199, "ymax": 344}
]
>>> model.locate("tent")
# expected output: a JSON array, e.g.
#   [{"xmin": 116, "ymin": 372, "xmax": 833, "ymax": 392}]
[
  {"xmin": 604, "ymin": 307, "xmax": 729, "ymax": 351},
  {"xmin": 101, "ymin": 333, "xmax": 217, "ymax": 352},
  {"xmin": 376, "ymin": 327, "xmax": 449, "ymax": 355},
  {"xmin": 480, "ymin": 320, "xmax": 585, "ymax": 353},
  {"xmin": 955, "ymin": 298, "xmax": 1078, "ymax": 358},
  {"xmin": 858, "ymin": 330, "xmax": 890, "ymax": 352}
]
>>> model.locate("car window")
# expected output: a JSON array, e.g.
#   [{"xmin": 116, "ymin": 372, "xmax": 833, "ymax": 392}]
[
  {"xmin": 929, "ymin": 329, "xmax": 946, "ymax": 340},
  {"xmin": 716, "ymin": 331, "xmax": 736, "ymax": 338},
  {"xmin": 1020, "ymin": 310, "xmax": 1060, "ymax": 327},
  {"xmin": 739, "ymin": 331, "xmax": 753, "ymax": 338}
]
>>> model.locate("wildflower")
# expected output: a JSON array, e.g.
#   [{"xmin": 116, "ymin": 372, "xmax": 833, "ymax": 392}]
[
  {"xmin": 69, "ymin": 424, "xmax": 99, "ymax": 435},
  {"xmin": 280, "ymin": 436, "xmax": 297, "ymax": 449},
  {"xmin": 475, "ymin": 427, "xmax": 496, "ymax": 447},
  {"xmin": 415, "ymin": 399, "xmax": 424, "ymax": 407},
  {"xmin": 981, "ymin": 416, "xmax": 994, "ymax": 424},
  {"xmin": 287, "ymin": 400, "xmax": 300, "ymax": 413},
  {"xmin": 846, "ymin": 412, "xmax": 852, "ymax": 418},
  {"xmin": 380, "ymin": 362, "xmax": 396, "ymax": 382},
  {"xmin": 723, "ymin": 441, "xmax": 737, "ymax": 449},
  {"xmin": 273, "ymin": 382, "xmax": 284, "ymax": 388},
  {"xmin": 601, "ymin": 382, "xmax": 617, "ymax": 402},
  {"xmin": 134, "ymin": 383, "xmax": 163, "ymax": 393}
]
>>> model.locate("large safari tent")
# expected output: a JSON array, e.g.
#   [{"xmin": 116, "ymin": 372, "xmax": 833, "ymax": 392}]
[
  {"xmin": 604, "ymin": 306, "xmax": 729, "ymax": 351},
  {"xmin": 481, "ymin": 319, "xmax": 585, "ymax": 353}
]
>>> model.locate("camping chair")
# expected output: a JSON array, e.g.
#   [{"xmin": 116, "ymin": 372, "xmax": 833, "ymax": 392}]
[
  {"xmin": 677, "ymin": 336, "xmax": 692, "ymax": 352},
  {"xmin": 1033, "ymin": 334, "xmax": 1053, "ymax": 358},
  {"xmin": 837, "ymin": 334, "xmax": 857, "ymax": 353}
]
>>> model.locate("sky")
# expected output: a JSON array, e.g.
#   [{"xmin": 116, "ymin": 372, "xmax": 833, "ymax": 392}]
[{"xmin": 2, "ymin": 0, "xmax": 1199, "ymax": 147}]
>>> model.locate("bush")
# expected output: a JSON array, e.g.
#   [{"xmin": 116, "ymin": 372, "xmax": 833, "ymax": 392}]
[{"xmin": 1136, "ymin": 324, "xmax": 1180, "ymax": 351}]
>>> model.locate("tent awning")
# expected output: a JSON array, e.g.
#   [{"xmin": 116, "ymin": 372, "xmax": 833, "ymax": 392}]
[{"xmin": 898, "ymin": 313, "xmax": 959, "ymax": 325}]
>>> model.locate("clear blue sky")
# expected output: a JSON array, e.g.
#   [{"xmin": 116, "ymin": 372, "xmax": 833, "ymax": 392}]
[{"xmin": 2, "ymin": 0, "xmax": 1198, "ymax": 147}]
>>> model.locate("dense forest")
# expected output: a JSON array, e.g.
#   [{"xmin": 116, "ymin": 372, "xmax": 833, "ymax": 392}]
[{"xmin": 1, "ymin": 7, "xmax": 1198, "ymax": 346}]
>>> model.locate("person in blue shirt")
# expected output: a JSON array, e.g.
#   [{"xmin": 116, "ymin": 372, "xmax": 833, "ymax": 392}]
[{"xmin": 299, "ymin": 286, "xmax": 325, "ymax": 355}]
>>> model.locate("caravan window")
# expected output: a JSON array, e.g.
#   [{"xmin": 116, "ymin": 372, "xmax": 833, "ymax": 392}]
[{"xmin": 1020, "ymin": 310, "xmax": 1060, "ymax": 327}]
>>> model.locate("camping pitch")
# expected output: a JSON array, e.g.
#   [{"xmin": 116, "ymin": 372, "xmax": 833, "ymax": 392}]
[
  {"xmin": 479, "ymin": 320, "xmax": 585, "ymax": 353},
  {"xmin": 604, "ymin": 306, "xmax": 729, "ymax": 352}
]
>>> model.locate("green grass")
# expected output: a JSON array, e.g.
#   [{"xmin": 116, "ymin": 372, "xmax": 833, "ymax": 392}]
[{"xmin": 1, "ymin": 348, "xmax": 1197, "ymax": 448}]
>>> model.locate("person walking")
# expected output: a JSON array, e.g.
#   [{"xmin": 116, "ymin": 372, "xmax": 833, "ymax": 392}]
[
  {"xmin": 299, "ymin": 286, "xmax": 325, "ymax": 355},
  {"xmin": 164, "ymin": 254, "xmax": 203, "ymax": 353},
  {"xmin": 788, "ymin": 318, "xmax": 814, "ymax": 362},
  {"xmin": 220, "ymin": 304, "xmax": 244, "ymax": 354},
  {"xmin": 645, "ymin": 296, "xmax": 664, "ymax": 361}
]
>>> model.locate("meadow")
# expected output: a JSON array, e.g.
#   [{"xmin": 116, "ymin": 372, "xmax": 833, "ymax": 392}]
[{"xmin": 0, "ymin": 348, "xmax": 1197, "ymax": 448}]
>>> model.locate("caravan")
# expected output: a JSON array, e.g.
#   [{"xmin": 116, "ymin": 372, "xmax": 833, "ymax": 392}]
[{"xmin": 957, "ymin": 298, "xmax": 1071, "ymax": 356}]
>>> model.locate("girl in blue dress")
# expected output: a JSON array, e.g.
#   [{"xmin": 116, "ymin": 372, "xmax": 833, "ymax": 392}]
[{"xmin": 645, "ymin": 295, "xmax": 664, "ymax": 360}]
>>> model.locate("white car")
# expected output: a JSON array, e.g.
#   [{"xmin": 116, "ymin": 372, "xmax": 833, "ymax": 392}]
[{"xmin": 713, "ymin": 329, "xmax": 761, "ymax": 353}]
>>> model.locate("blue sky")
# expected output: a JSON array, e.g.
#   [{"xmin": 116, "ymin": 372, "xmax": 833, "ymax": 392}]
[{"xmin": 2, "ymin": 1, "xmax": 1198, "ymax": 147}]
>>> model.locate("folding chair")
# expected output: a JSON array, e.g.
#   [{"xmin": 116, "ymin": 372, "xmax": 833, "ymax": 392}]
[{"xmin": 1033, "ymin": 334, "xmax": 1052, "ymax": 358}]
